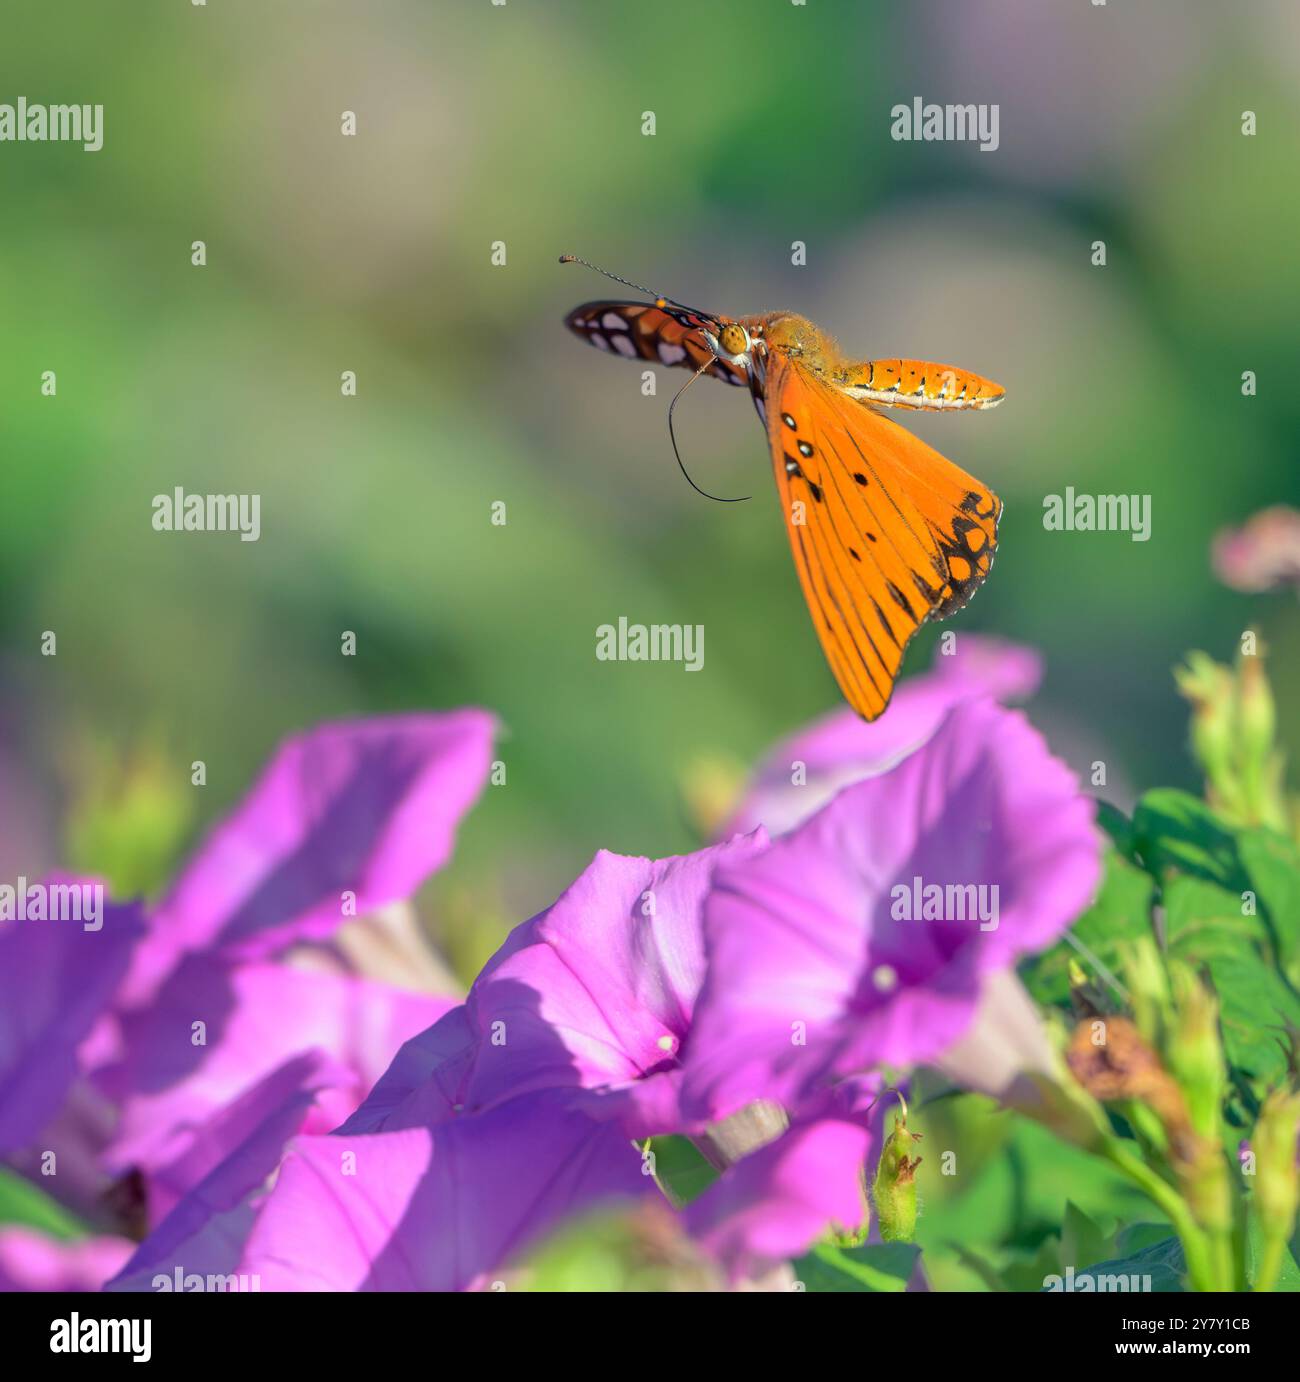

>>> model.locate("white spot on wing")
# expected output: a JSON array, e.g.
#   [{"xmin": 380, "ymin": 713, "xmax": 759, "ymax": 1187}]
[
  {"xmin": 602, "ymin": 312, "xmax": 626, "ymax": 331},
  {"xmin": 658, "ymin": 342, "xmax": 687, "ymax": 365},
  {"xmin": 590, "ymin": 333, "xmax": 610, "ymax": 351},
  {"xmin": 610, "ymin": 334, "xmax": 637, "ymax": 357}
]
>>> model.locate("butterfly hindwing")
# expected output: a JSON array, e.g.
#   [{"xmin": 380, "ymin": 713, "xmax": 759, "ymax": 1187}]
[
  {"xmin": 764, "ymin": 357, "xmax": 1000, "ymax": 720},
  {"xmin": 864, "ymin": 405, "xmax": 1001, "ymax": 618},
  {"xmin": 564, "ymin": 301, "xmax": 748, "ymax": 387}
]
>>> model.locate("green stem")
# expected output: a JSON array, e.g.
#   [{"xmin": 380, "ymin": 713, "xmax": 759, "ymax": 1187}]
[
  {"xmin": 1211, "ymin": 1229, "xmax": 1237, "ymax": 1293},
  {"xmin": 1098, "ymin": 1138, "xmax": 1220, "ymax": 1291},
  {"xmin": 1254, "ymin": 1233, "xmax": 1286, "ymax": 1293}
]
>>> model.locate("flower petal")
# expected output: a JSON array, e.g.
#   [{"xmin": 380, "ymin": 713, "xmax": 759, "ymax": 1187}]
[
  {"xmin": 1212, "ymin": 506, "xmax": 1300, "ymax": 593},
  {"xmin": 0, "ymin": 1229, "xmax": 134, "ymax": 1292},
  {"xmin": 0, "ymin": 890, "xmax": 145, "ymax": 1153},
  {"xmin": 684, "ymin": 700, "xmax": 1100, "ymax": 1121},
  {"xmin": 685, "ymin": 1119, "xmax": 876, "ymax": 1279},
  {"xmin": 345, "ymin": 835, "xmax": 768, "ymax": 1140},
  {"xmin": 104, "ymin": 1051, "xmax": 348, "ymax": 1291},
  {"xmin": 120, "ymin": 711, "xmax": 494, "ymax": 1001},
  {"xmin": 723, "ymin": 635, "xmax": 1041, "ymax": 838},
  {"xmin": 100, "ymin": 957, "xmax": 453, "ymax": 1221},
  {"xmin": 238, "ymin": 1092, "xmax": 650, "ymax": 1290}
]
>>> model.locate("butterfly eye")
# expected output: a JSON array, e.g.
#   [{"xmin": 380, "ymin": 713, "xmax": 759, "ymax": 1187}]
[{"xmin": 717, "ymin": 324, "xmax": 749, "ymax": 356}]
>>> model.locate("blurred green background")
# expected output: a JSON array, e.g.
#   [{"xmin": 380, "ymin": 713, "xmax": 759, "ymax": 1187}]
[{"xmin": 1, "ymin": 0, "xmax": 1297, "ymax": 980}]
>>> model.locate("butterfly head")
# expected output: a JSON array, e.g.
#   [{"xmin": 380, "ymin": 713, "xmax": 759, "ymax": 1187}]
[{"xmin": 703, "ymin": 320, "xmax": 754, "ymax": 370}]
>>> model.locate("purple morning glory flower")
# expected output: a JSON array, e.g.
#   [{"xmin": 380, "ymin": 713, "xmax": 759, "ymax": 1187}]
[
  {"xmin": 0, "ymin": 1229, "xmax": 133, "ymax": 1293},
  {"xmin": 1212, "ymin": 505, "xmax": 1300, "ymax": 594},
  {"xmin": 672, "ymin": 697, "xmax": 1098, "ymax": 1279},
  {"xmin": 0, "ymin": 887, "xmax": 145, "ymax": 1155},
  {"xmin": 97, "ymin": 712, "xmax": 493, "ymax": 1227},
  {"xmin": 340, "ymin": 835, "xmax": 772, "ymax": 1140},
  {"xmin": 722, "ymin": 635, "xmax": 1041, "ymax": 838},
  {"xmin": 684, "ymin": 1117, "xmax": 879, "ymax": 1277},
  {"xmin": 236, "ymin": 1092, "xmax": 650, "ymax": 1291},
  {"xmin": 100, "ymin": 960, "xmax": 457, "ymax": 1224},
  {"xmin": 105, "ymin": 1052, "xmax": 348, "ymax": 1292},
  {"xmin": 2, "ymin": 710, "xmax": 494, "ymax": 1259},
  {"xmin": 682, "ymin": 698, "xmax": 1101, "ymax": 1124},
  {"xmin": 106, "ymin": 1074, "xmax": 651, "ymax": 1292},
  {"xmin": 109, "ymin": 837, "xmax": 767, "ymax": 1291},
  {"xmin": 118, "ymin": 710, "xmax": 496, "ymax": 1004},
  {"xmin": 105, "ymin": 679, "xmax": 1101, "ymax": 1290}
]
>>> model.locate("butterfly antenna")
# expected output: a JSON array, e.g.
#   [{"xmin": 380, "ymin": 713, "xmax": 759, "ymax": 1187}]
[
  {"xmin": 668, "ymin": 361, "xmax": 751, "ymax": 504},
  {"xmin": 559, "ymin": 254, "xmax": 707, "ymax": 316},
  {"xmin": 558, "ymin": 254, "xmax": 663, "ymax": 301}
]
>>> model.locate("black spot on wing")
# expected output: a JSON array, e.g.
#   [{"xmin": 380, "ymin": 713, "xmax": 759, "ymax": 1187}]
[
  {"xmin": 886, "ymin": 580, "xmax": 915, "ymax": 618},
  {"xmin": 869, "ymin": 596, "xmax": 901, "ymax": 649},
  {"xmin": 932, "ymin": 492, "xmax": 1002, "ymax": 619}
]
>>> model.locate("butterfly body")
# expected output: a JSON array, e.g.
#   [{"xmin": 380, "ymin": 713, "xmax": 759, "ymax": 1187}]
[
  {"xmin": 563, "ymin": 272, "xmax": 1006, "ymax": 722},
  {"xmin": 741, "ymin": 311, "xmax": 832, "ymax": 366}
]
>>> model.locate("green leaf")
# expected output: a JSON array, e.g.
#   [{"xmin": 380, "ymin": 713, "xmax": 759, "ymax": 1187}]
[
  {"xmin": 1141, "ymin": 820, "xmax": 1300, "ymax": 1101},
  {"xmin": 793, "ymin": 1241, "xmax": 920, "ymax": 1292},
  {"xmin": 63, "ymin": 738, "xmax": 196, "ymax": 900},
  {"xmin": 1097, "ymin": 800, "xmax": 1139, "ymax": 860},
  {"xmin": 1060, "ymin": 1201, "xmax": 1111, "ymax": 1276},
  {"xmin": 1114, "ymin": 1221, "xmax": 1182, "ymax": 1255},
  {"xmin": 1020, "ymin": 847, "xmax": 1154, "ymax": 1007},
  {"xmin": 946, "ymin": 1243, "xmax": 1009, "ymax": 1292},
  {"xmin": 913, "ymin": 1113, "xmax": 1155, "ymax": 1267},
  {"xmin": 1246, "ymin": 1210, "xmax": 1300, "ymax": 1291},
  {"xmin": 1132, "ymin": 790, "xmax": 1300, "ymax": 980},
  {"xmin": 1132, "ymin": 789, "xmax": 1248, "ymax": 892},
  {"xmin": 1238, "ymin": 827, "xmax": 1300, "ymax": 980},
  {"xmin": 0, "ymin": 1167, "xmax": 89, "ymax": 1239},
  {"xmin": 1163, "ymin": 877, "xmax": 1300, "ymax": 1088},
  {"xmin": 1054, "ymin": 1235, "xmax": 1187, "ymax": 1292},
  {"xmin": 1077, "ymin": 851, "xmax": 1159, "ymax": 948},
  {"xmin": 999, "ymin": 1235, "xmax": 1070, "ymax": 1293},
  {"xmin": 1162, "ymin": 875, "xmax": 1269, "ymax": 950},
  {"xmin": 644, "ymin": 1135, "xmax": 718, "ymax": 1208}
]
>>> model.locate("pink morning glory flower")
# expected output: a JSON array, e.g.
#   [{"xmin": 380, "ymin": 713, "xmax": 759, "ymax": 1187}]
[
  {"xmin": 0, "ymin": 1228, "xmax": 134, "ymax": 1293},
  {"xmin": 2, "ymin": 710, "xmax": 494, "ymax": 1283},
  {"xmin": 1211, "ymin": 505, "xmax": 1300, "ymax": 595},
  {"xmin": 682, "ymin": 699, "xmax": 1101, "ymax": 1124},
  {"xmin": 337, "ymin": 833, "xmax": 774, "ymax": 1141},
  {"xmin": 123, "ymin": 684, "xmax": 1096, "ymax": 1289},
  {"xmin": 722, "ymin": 634, "xmax": 1042, "ymax": 838},
  {"xmin": 109, "ymin": 836, "xmax": 769, "ymax": 1290},
  {"xmin": 684, "ymin": 1116, "xmax": 880, "ymax": 1274},
  {"xmin": 0, "ymin": 888, "xmax": 145, "ymax": 1156}
]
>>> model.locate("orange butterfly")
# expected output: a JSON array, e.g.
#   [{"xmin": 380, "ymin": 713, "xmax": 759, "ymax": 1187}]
[{"xmin": 561, "ymin": 256, "xmax": 1005, "ymax": 722}]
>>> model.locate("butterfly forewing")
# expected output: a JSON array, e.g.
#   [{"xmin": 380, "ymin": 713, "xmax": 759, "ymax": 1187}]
[
  {"xmin": 764, "ymin": 357, "xmax": 1000, "ymax": 720},
  {"xmin": 564, "ymin": 301, "xmax": 749, "ymax": 387}
]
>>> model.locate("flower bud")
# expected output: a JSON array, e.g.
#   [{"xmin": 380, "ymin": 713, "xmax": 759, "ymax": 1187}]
[
  {"xmin": 1122, "ymin": 938, "xmax": 1172, "ymax": 1049},
  {"xmin": 1175, "ymin": 652, "xmax": 1238, "ymax": 813},
  {"xmin": 1253, "ymin": 1088, "xmax": 1300, "ymax": 1232},
  {"xmin": 1236, "ymin": 649, "xmax": 1288, "ymax": 832},
  {"xmin": 1174, "ymin": 647, "xmax": 1288, "ymax": 830},
  {"xmin": 871, "ymin": 1109, "xmax": 922, "ymax": 1243},
  {"xmin": 1166, "ymin": 961, "xmax": 1225, "ymax": 1142}
]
